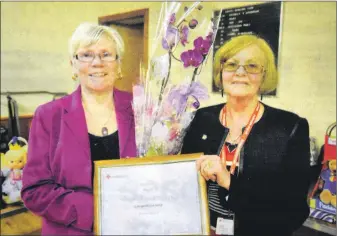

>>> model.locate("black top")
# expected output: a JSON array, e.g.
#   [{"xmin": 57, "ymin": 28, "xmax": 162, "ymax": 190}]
[
  {"xmin": 89, "ymin": 131, "xmax": 119, "ymax": 183},
  {"xmin": 181, "ymin": 103, "xmax": 310, "ymax": 236},
  {"xmin": 225, "ymin": 141, "xmax": 238, "ymax": 153}
]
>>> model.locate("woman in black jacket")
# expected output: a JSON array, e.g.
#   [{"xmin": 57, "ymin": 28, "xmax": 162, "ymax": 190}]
[{"xmin": 181, "ymin": 35, "xmax": 310, "ymax": 236}]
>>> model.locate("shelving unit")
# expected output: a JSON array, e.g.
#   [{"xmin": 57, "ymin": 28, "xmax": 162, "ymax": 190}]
[
  {"xmin": 303, "ymin": 217, "xmax": 336, "ymax": 235},
  {"xmin": 0, "ymin": 205, "xmax": 42, "ymax": 235}
]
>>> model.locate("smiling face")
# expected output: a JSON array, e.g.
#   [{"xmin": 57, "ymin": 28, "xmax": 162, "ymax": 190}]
[
  {"xmin": 7, "ymin": 150, "xmax": 26, "ymax": 169},
  {"xmin": 221, "ymin": 45, "xmax": 266, "ymax": 98},
  {"xmin": 72, "ymin": 36, "xmax": 119, "ymax": 93}
]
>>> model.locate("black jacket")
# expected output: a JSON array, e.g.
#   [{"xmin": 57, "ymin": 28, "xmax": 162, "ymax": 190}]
[{"xmin": 181, "ymin": 103, "xmax": 310, "ymax": 236}]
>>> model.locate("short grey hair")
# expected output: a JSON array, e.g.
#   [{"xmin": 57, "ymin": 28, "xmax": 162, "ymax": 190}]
[{"xmin": 69, "ymin": 22, "xmax": 124, "ymax": 60}]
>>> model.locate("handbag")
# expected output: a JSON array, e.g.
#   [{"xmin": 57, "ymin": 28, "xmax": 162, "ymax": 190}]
[
  {"xmin": 7, "ymin": 95, "xmax": 21, "ymax": 139},
  {"xmin": 323, "ymin": 122, "xmax": 336, "ymax": 161}
]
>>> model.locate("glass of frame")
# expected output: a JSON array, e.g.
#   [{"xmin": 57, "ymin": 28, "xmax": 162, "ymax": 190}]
[{"xmin": 94, "ymin": 153, "xmax": 209, "ymax": 235}]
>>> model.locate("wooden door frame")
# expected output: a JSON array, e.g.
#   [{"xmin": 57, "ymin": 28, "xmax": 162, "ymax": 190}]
[{"xmin": 98, "ymin": 8, "xmax": 149, "ymax": 69}]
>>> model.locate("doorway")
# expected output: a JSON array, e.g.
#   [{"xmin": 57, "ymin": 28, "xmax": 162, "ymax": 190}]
[{"xmin": 99, "ymin": 9, "xmax": 149, "ymax": 92}]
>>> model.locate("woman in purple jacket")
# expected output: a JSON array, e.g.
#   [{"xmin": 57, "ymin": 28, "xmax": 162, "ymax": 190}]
[{"xmin": 21, "ymin": 22, "xmax": 137, "ymax": 235}]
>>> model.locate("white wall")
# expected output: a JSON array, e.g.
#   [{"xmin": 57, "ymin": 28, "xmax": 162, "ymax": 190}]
[{"xmin": 1, "ymin": 2, "xmax": 336, "ymax": 146}]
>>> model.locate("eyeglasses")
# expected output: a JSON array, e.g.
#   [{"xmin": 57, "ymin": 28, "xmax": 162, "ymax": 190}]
[
  {"xmin": 222, "ymin": 61, "xmax": 264, "ymax": 74},
  {"xmin": 75, "ymin": 52, "xmax": 118, "ymax": 63}
]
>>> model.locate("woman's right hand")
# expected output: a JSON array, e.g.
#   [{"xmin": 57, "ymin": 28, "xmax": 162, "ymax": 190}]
[{"xmin": 196, "ymin": 155, "xmax": 231, "ymax": 190}]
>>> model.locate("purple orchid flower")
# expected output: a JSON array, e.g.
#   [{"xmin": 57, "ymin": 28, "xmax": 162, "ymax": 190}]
[
  {"xmin": 180, "ymin": 25, "xmax": 189, "ymax": 46},
  {"xmin": 162, "ymin": 25, "xmax": 178, "ymax": 50},
  {"xmin": 193, "ymin": 36, "xmax": 211, "ymax": 55},
  {"xmin": 169, "ymin": 13, "xmax": 176, "ymax": 24},
  {"xmin": 206, "ymin": 32, "xmax": 214, "ymax": 43},
  {"xmin": 180, "ymin": 49, "xmax": 203, "ymax": 68},
  {"xmin": 188, "ymin": 19, "xmax": 198, "ymax": 29},
  {"xmin": 167, "ymin": 81, "xmax": 209, "ymax": 116}
]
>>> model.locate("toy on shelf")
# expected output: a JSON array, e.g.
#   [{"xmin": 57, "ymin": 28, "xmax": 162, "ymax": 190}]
[
  {"xmin": 324, "ymin": 122, "xmax": 336, "ymax": 160},
  {"xmin": 0, "ymin": 136, "xmax": 28, "ymax": 204},
  {"xmin": 309, "ymin": 159, "xmax": 336, "ymax": 223},
  {"xmin": 319, "ymin": 160, "xmax": 336, "ymax": 207},
  {"xmin": 309, "ymin": 122, "xmax": 336, "ymax": 223}
]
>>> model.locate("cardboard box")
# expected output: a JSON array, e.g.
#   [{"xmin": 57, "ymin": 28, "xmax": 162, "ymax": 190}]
[{"xmin": 309, "ymin": 160, "xmax": 336, "ymax": 219}]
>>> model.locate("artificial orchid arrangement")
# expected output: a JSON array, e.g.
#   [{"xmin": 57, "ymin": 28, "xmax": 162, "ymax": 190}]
[{"xmin": 132, "ymin": 1, "xmax": 221, "ymax": 157}]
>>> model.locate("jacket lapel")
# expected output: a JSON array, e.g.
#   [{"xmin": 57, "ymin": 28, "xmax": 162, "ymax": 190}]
[
  {"xmin": 113, "ymin": 88, "xmax": 136, "ymax": 158},
  {"xmin": 60, "ymin": 86, "xmax": 136, "ymax": 159},
  {"xmin": 62, "ymin": 86, "xmax": 90, "ymax": 157}
]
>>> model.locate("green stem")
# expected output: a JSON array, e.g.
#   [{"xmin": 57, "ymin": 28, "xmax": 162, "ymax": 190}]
[
  {"xmin": 171, "ymin": 53, "xmax": 182, "ymax": 62},
  {"xmin": 158, "ymin": 52, "xmax": 172, "ymax": 105},
  {"xmin": 191, "ymin": 55, "xmax": 206, "ymax": 82},
  {"xmin": 191, "ymin": 67, "xmax": 198, "ymax": 82},
  {"xmin": 163, "ymin": 54, "xmax": 172, "ymax": 91},
  {"xmin": 176, "ymin": 19, "xmax": 186, "ymax": 29}
]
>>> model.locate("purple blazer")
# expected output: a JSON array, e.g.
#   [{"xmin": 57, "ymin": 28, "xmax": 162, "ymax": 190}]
[{"xmin": 21, "ymin": 86, "xmax": 136, "ymax": 235}]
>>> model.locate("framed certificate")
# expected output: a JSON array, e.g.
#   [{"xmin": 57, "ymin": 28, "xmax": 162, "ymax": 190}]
[{"xmin": 94, "ymin": 153, "xmax": 209, "ymax": 235}]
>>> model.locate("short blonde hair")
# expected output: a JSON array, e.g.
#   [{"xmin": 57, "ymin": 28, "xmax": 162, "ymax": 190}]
[
  {"xmin": 69, "ymin": 22, "xmax": 124, "ymax": 60},
  {"xmin": 213, "ymin": 34, "xmax": 278, "ymax": 94}
]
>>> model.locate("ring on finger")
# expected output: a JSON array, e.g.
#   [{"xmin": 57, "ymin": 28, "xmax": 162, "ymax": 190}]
[
  {"xmin": 202, "ymin": 164, "xmax": 208, "ymax": 173},
  {"xmin": 206, "ymin": 160, "xmax": 213, "ymax": 169},
  {"xmin": 203, "ymin": 161, "xmax": 210, "ymax": 173}
]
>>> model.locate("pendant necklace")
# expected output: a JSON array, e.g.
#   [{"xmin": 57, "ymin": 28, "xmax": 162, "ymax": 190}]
[
  {"xmin": 224, "ymin": 108, "xmax": 242, "ymax": 144},
  {"xmin": 101, "ymin": 112, "xmax": 112, "ymax": 136},
  {"xmin": 227, "ymin": 132, "xmax": 241, "ymax": 144},
  {"xmin": 83, "ymin": 103, "xmax": 114, "ymax": 136}
]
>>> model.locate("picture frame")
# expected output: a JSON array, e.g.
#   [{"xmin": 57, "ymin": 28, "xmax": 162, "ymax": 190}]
[{"xmin": 94, "ymin": 153, "xmax": 209, "ymax": 235}]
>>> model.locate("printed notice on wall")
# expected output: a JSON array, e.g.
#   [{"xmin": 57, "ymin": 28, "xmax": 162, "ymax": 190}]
[{"xmin": 212, "ymin": 2, "xmax": 282, "ymax": 94}]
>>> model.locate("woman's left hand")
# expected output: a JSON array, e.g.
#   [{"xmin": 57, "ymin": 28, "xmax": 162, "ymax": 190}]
[{"xmin": 196, "ymin": 155, "xmax": 231, "ymax": 190}]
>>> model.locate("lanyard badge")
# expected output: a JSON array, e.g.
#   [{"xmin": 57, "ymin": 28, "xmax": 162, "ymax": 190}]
[
  {"xmin": 220, "ymin": 102, "xmax": 260, "ymax": 174},
  {"xmin": 215, "ymin": 102, "xmax": 260, "ymax": 235},
  {"xmin": 216, "ymin": 215, "xmax": 235, "ymax": 235}
]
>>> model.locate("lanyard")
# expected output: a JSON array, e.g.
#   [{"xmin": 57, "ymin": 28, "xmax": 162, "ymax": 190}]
[{"xmin": 221, "ymin": 102, "xmax": 261, "ymax": 174}]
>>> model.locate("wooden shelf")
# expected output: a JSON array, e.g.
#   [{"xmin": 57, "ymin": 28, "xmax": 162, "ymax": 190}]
[
  {"xmin": 1, "ymin": 204, "xmax": 42, "ymax": 235},
  {"xmin": 0, "ymin": 114, "xmax": 34, "ymax": 120},
  {"xmin": 303, "ymin": 217, "xmax": 336, "ymax": 235},
  {"xmin": 1, "ymin": 204, "xmax": 27, "ymax": 217}
]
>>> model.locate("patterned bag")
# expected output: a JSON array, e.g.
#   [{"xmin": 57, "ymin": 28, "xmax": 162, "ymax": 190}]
[{"xmin": 324, "ymin": 122, "xmax": 336, "ymax": 161}]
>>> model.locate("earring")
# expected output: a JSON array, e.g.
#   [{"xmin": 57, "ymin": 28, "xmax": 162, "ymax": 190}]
[
  {"xmin": 117, "ymin": 70, "xmax": 123, "ymax": 80},
  {"xmin": 220, "ymin": 71, "xmax": 224, "ymax": 98},
  {"xmin": 72, "ymin": 74, "xmax": 78, "ymax": 81}
]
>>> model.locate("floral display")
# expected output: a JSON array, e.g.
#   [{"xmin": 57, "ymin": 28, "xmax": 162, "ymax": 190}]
[{"xmin": 132, "ymin": 1, "xmax": 221, "ymax": 157}]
